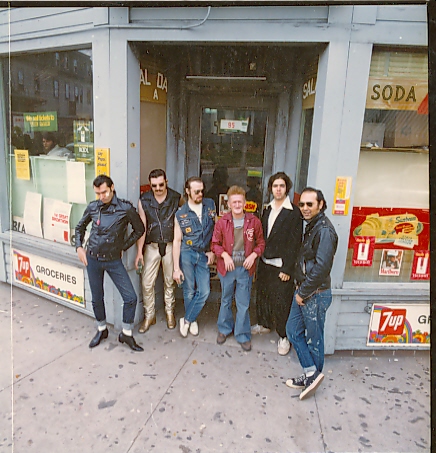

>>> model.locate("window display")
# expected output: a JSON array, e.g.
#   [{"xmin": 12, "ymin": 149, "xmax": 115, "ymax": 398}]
[
  {"xmin": 3, "ymin": 48, "xmax": 94, "ymax": 246},
  {"xmin": 345, "ymin": 48, "xmax": 429, "ymax": 283}
]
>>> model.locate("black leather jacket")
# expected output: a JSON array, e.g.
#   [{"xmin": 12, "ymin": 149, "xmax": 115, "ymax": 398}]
[
  {"xmin": 295, "ymin": 211, "xmax": 338, "ymax": 300},
  {"xmin": 75, "ymin": 192, "xmax": 145, "ymax": 261},
  {"xmin": 140, "ymin": 187, "xmax": 181, "ymax": 245}
]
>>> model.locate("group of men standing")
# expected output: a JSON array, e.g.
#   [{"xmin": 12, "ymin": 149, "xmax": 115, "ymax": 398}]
[{"xmin": 75, "ymin": 170, "xmax": 337, "ymax": 400}]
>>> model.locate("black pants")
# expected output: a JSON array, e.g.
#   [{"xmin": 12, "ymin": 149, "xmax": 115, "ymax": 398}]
[{"xmin": 255, "ymin": 260, "xmax": 294, "ymax": 338}]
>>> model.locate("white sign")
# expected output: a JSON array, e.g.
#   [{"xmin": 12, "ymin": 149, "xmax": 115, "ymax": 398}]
[
  {"xmin": 43, "ymin": 198, "xmax": 72, "ymax": 244},
  {"xmin": 367, "ymin": 304, "xmax": 429, "ymax": 347},
  {"xmin": 12, "ymin": 249, "xmax": 84, "ymax": 306},
  {"xmin": 23, "ymin": 191, "xmax": 43, "ymax": 238},
  {"xmin": 220, "ymin": 119, "xmax": 249, "ymax": 133}
]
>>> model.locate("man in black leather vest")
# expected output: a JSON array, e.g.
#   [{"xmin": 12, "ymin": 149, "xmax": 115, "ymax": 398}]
[{"xmin": 135, "ymin": 169, "xmax": 182, "ymax": 332}]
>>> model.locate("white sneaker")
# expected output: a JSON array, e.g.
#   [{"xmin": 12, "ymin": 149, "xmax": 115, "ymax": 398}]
[
  {"xmin": 278, "ymin": 337, "xmax": 291, "ymax": 355},
  {"xmin": 189, "ymin": 321, "xmax": 199, "ymax": 336},
  {"xmin": 251, "ymin": 324, "xmax": 271, "ymax": 335},
  {"xmin": 179, "ymin": 318, "xmax": 189, "ymax": 338}
]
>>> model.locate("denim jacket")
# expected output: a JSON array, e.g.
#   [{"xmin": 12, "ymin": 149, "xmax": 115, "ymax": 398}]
[
  {"xmin": 175, "ymin": 198, "xmax": 216, "ymax": 253},
  {"xmin": 295, "ymin": 211, "xmax": 338, "ymax": 300}
]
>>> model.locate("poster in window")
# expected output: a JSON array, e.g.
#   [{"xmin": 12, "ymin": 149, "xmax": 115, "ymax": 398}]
[
  {"xmin": 218, "ymin": 194, "xmax": 229, "ymax": 217},
  {"xmin": 410, "ymin": 250, "xmax": 430, "ymax": 280},
  {"xmin": 352, "ymin": 236, "xmax": 375, "ymax": 266},
  {"xmin": 379, "ymin": 249, "xmax": 403, "ymax": 276},
  {"xmin": 349, "ymin": 207, "xmax": 429, "ymax": 251}
]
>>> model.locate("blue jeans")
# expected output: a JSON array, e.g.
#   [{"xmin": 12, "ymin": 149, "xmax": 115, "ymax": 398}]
[
  {"xmin": 180, "ymin": 248, "xmax": 210, "ymax": 323},
  {"xmin": 218, "ymin": 267, "xmax": 253, "ymax": 344},
  {"xmin": 286, "ymin": 289, "xmax": 332, "ymax": 373},
  {"xmin": 86, "ymin": 254, "xmax": 138, "ymax": 330}
]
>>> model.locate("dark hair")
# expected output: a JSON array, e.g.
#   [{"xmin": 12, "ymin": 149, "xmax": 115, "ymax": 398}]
[
  {"xmin": 93, "ymin": 174, "xmax": 114, "ymax": 188},
  {"xmin": 267, "ymin": 172, "xmax": 293, "ymax": 195},
  {"xmin": 212, "ymin": 166, "xmax": 228, "ymax": 183},
  {"xmin": 149, "ymin": 169, "xmax": 167, "ymax": 181},
  {"xmin": 184, "ymin": 176, "xmax": 204, "ymax": 198},
  {"xmin": 42, "ymin": 132, "xmax": 57, "ymax": 144},
  {"xmin": 300, "ymin": 186, "xmax": 327, "ymax": 212}
]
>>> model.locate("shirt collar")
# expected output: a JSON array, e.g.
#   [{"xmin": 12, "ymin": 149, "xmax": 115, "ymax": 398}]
[{"xmin": 268, "ymin": 195, "xmax": 293, "ymax": 211}]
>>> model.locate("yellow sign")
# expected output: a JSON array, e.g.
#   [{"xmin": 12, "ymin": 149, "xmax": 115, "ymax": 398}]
[
  {"xmin": 302, "ymin": 76, "xmax": 316, "ymax": 110},
  {"xmin": 366, "ymin": 78, "xmax": 427, "ymax": 111},
  {"xmin": 95, "ymin": 148, "xmax": 110, "ymax": 177},
  {"xmin": 333, "ymin": 176, "xmax": 352, "ymax": 216},
  {"xmin": 140, "ymin": 68, "xmax": 167, "ymax": 104},
  {"xmin": 15, "ymin": 150, "xmax": 30, "ymax": 180}
]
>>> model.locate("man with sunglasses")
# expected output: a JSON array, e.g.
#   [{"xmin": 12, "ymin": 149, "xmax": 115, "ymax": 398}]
[
  {"xmin": 173, "ymin": 177, "xmax": 216, "ymax": 338},
  {"xmin": 252, "ymin": 172, "xmax": 303, "ymax": 356},
  {"xmin": 286, "ymin": 187, "xmax": 338, "ymax": 400},
  {"xmin": 135, "ymin": 169, "xmax": 182, "ymax": 333},
  {"xmin": 75, "ymin": 175, "xmax": 145, "ymax": 351}
]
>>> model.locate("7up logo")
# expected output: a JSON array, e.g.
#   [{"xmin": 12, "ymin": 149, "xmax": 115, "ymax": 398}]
[{"xmin": 378, "ymin": 308, "xmax": 407, "ymax": 335}]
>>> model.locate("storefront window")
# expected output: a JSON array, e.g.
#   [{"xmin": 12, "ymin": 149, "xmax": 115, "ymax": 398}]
[
  {"xmin": 3, "ymin": 48, "xmax": 95, "ymax": 247},
  {"xmin": 345, "ymin": 48, "xmax": 429, "ymax": 283}
]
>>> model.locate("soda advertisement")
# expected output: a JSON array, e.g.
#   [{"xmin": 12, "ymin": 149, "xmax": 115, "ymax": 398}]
[
  {"xmin": 352, "ymin": 236, "xmax": 375, "ymax": 266},
  {"xmin": 367, "ymin": 304, "xmax": 430, "ymax": 347},
  {"xmin": 349, "ymin": 207, "xmax": 429, "ymax": 250},
  {"xmin": 13, "ymin": 249, "xmax": 84, "ymax": 307}
]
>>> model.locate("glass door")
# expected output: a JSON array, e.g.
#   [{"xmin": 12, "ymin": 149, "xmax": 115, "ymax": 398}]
[{"xmin": 187, "ymin": 95, "xmax": 276, "ymax": 217}]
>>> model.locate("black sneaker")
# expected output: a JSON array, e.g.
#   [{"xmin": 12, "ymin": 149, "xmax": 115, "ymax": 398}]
[
  {"xmin": 299, "ymin": 370, "xmax": 324, "ymax": 400},
  {"xmin": 286, "ymin": 374, "xmax": 306, "ymax": 389}
]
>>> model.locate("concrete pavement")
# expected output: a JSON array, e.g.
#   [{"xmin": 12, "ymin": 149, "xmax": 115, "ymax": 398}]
[{"xmin": 0, "ymin": 282, "xmax": 430, "ymax": 452}]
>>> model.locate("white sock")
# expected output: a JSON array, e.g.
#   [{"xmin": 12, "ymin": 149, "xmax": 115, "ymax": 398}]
[
  {"xmin": 306, "ymin": 371, "xmax": 315, "ymax": 377},
  {"xmin": 98, "ymin": 324, "xmax": 107, "ymax": 332},
  {"xmin": 123, "ymin": 328, "xmax": 132, "ymax": 336}
]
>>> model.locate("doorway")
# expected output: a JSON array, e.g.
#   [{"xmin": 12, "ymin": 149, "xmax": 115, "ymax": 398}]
[{"xmin": 187, "ymin": 93, "xmax": 277, "ymax": 216}]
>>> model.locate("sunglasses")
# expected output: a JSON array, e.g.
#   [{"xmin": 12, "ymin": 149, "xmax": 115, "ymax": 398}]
[
  {"xmin": 298, "ymin": 202, "xmax": 314, "ymax": 208},
  {"xmin": 151, "ymin": 183, "xmax": 165, "ymax": 188},
  {"xmin": 193, "ymin": 189, "xmax": 204, "ymax": 195}
]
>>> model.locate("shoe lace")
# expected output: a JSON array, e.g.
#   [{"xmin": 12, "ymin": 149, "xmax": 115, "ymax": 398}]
[{"xmin": 294, "ymin": 374, "xmax": 306, "ymax": 385}]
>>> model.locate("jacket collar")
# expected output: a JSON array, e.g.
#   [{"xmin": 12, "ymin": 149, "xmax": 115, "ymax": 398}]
[
  {"xmin": 305, "ymin": 211, "xmax": 325, "ymax": 233},
  {"xmin": 267, "ymin": 195, "xmax": 293, "ymax": 211}
]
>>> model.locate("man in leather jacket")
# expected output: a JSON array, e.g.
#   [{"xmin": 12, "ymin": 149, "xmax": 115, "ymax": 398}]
[
  {"xmin": 75, "ymin": 175, "xmax": 145, "ymax": 351},
  {"xmin": 285, "ymin": 187, "xmax": 338, "ymax": 400},
  {"xmin": 135, "ymin": 169, "xmax": 182, "ymax": 333}
]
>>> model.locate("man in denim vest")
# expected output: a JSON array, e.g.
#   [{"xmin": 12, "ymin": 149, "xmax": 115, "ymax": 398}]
[
  {"xmin": 173, "ymin": 177, "xmax": 216, "ymax": 338},
  {"xmin": 285, "ymin": 187, "xmax": 338, "ymax": 400}
]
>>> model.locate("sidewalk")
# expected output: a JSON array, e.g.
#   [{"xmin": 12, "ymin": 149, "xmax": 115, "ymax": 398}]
[{"xmin": 0, "ymin": 282, "xmax": 430, "ymax": 453}]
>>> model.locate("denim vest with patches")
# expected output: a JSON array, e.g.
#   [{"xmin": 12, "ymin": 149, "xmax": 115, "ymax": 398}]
[{"xmin": 176, "ymin": 198, "xmax": 216, "ymax": 253}]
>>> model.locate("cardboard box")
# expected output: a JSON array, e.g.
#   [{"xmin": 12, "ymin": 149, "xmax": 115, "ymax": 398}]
[{"xmin": 384, "ymin": 111, "xmax": 428, "ymax": 148}]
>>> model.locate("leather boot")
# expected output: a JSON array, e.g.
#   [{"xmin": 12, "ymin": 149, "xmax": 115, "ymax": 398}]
[
  {"xmin": 89, "ymin": 328, "xmax": 108, "ymax": 348},
  {"xmin": 118, "ymin": 332, "xmax": 144, "ymax": 352},
  {"xmin": 166, "ymin": 311, "xmax": 176, "ymax": 329},
  {"xmin": 138, "ymin": 315, "xmax": 156, "ymax": 333}
]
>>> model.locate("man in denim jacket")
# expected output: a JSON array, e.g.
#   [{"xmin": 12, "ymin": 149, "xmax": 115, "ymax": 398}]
[
  {"xmin": 285, "ymin": 187, "xmax": 338, "ymax": 400},
  {"xmin": 212, "ymin": 186, "xmax": 265, "ymax": 351},
  {"xmin": 173, "ymin": 177, "xmax": 216, "ymax": 338}
]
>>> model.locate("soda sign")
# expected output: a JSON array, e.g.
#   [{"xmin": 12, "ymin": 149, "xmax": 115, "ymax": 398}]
[
  {"xmin": 378, "ymin": 308, "xmax": 406, "ymax": 335},
  {"xmin": 367, "ymin": 304, "xmax": 429, "ymax": 347}
]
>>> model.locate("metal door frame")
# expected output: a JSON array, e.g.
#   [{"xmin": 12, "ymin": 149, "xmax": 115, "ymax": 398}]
[{"xmin": 186, "ymin": 93, "xmax": 278, "ymax": 203}]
